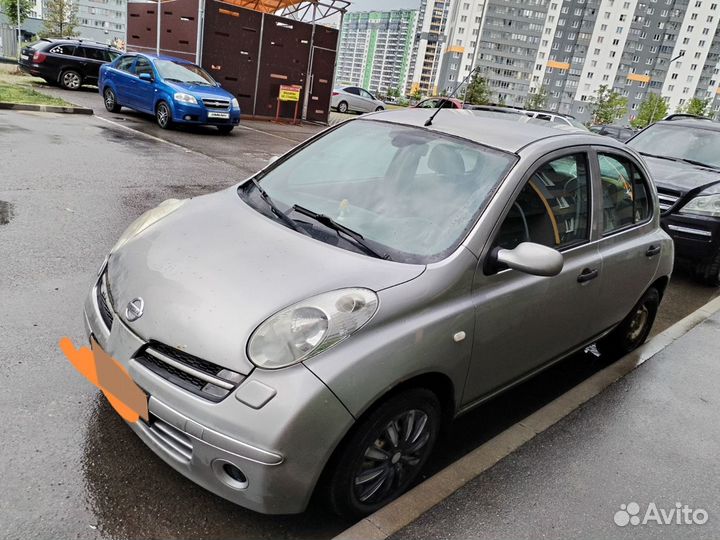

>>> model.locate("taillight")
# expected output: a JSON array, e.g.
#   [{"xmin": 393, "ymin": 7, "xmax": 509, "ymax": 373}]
[
  {"xmin": 33, "ymin": 51, "xmax": 47, "ymax": 63},
  {"xmin": 332, "ymin": 92, "xmax": 339, "ymax": 96}
]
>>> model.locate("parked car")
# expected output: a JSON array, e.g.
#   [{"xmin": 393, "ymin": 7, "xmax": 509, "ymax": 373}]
[
  {"xmin": 18, "ymin": 38, "xmax": 122, "ymax": 90},
  {"xmin": 590, "ymin": 124, "xmax": 637, "ymax": 142},
  {"xmin": 626, "ymin": 114, "xmax": 720, "ymax": 284},
  {"xmin": 414, "ymin": 97, "xmax": 464, "ymax": 109},
  {"xmin": 526, "ymin": 110, "xmax": 590, "ymax": 131},
  {"xmin": 331, "ymin": 86, "xmax": 385, "ymax": 113},
  {"xmin": 99, "ymin": 53, "xmax": 241, "ymax": 133},
  {"xmin": 84, "ymin": 109, "xmax": 672, "ymax": 520}
]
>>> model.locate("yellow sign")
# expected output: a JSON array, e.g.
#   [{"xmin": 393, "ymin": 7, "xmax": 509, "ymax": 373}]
[{"xmin": 279, "ymin": 85, "xmax": 302, "ymax": 102}]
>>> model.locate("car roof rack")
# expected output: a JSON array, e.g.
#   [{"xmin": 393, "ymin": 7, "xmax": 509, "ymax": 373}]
[
  {"xmin": 526, "ymin": 108, "xmax": 577, "ymax": 119},
  {"xmin": 664, "ymin": 113, "xmax": 713, "ymax": 121}
]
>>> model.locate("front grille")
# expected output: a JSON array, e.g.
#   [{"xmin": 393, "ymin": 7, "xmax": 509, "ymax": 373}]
[
  {"xmin": 135, "ymin": 342, "xmax": 245, "ymax": 402},
  {"xmin": 96, "ymin": 272, "xmax": 114, "ymax": 331},
  {"xmin": 657, "ymin": 190, "xmax": 681, "ymax": 213},
  {"xmin": 145, "ymin": 415, "xmax": 193, "ymax": 463},
  {"xmin": 202, "ymin": 98, "xmax": 230, "ymax": 110}
]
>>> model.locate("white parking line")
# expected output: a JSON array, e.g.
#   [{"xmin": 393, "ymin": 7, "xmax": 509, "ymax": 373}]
[
  {"xmin": 236, "ymin": 122, "xmax": 305, "ymax": 143},
  {"xmin": 334, "ymin": 295, "xmax": 720, "ymax": 540},
  {"xmin": 94, "ymin": 115, "xmax": 199, "ymax": 156}
]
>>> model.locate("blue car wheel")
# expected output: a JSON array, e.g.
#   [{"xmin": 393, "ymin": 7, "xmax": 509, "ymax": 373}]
[
  {"xmin": 156, "ymin": 101, "xmax": 172, "ymax": 129},
  {"xmin": 103, "ymin": 87, "xmax": 121, "ymax": 113}
]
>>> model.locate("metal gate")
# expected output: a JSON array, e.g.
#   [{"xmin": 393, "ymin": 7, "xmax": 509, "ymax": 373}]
[{"xmin": 305, "ymin": 46, "xmax": 335, "ymax": 123}]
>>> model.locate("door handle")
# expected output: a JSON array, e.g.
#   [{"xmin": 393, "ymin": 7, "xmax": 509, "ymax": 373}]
[
  {"xmin": 646, "ymin": 245, "xmax": 661, "ymax": 257},
  {"xmin": 577, "ymin": 268, "xmax": 599, "ymax": 283}
]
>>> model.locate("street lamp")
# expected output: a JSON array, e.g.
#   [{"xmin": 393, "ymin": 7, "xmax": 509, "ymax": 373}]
[{"xmin": 650, "ymin": 52, "xmax": 685, "ymax": 122}]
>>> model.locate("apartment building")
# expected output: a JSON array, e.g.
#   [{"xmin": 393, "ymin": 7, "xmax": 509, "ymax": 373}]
[
  {"xmin": 437, "ymin": 0, "xmax": 487, "ymax": 94},
  {"xmin": 447, "ymin": 0, "xmax": 720, "ymax": 122},
  {"xmin": 76, "ymin": 0, "xmax": 126, "ymax": 44},
  {"xmin": 335, "ymin": 10, "xmax": 418, "ymax": 95},
  {"xmin": 407, "ymin": 0, "xmax": 453, "ymax": 96}
]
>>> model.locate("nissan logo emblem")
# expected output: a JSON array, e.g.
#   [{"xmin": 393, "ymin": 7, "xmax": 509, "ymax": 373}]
[{"xmin": 125, "ymin": 297, "xmax": 145, "ymax": 322}]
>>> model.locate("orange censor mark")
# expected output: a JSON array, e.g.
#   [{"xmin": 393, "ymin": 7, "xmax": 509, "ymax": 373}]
[{"xmin": 60, "ymin": 337, "xmax": 149, "ymax": 424}]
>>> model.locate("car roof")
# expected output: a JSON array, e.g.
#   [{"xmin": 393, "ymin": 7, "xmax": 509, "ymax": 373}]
[
  {"xmin": 360, "ymin": 109, "xmax": 611, "ymax": 153},
  {"xmin": 655, "ymin": 116, "xmax": 720, "ymax": 131},
  {"xmin": 132, "ymin": 52, "xmax": 195, "ymax": 64},
  {"xmin": 41, "ymin": 38, "xmax": 120, "ymax": 50}
]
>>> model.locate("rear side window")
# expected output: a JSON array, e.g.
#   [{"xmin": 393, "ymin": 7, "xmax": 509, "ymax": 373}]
[
  {"xmin": 48, "ymin": 44, "xmax": 76, "ymax": 56},
  {"xmin": 495, "ymin": 153, "xmax": 591, "ymax": 250},
  {"xmin": 598, "ymin": 153, "xmax": 651, "ymax": 234},
  {"xmin": 345, "ymin": 87, "xmax": 360, "ymax": 95},
  {"xmin": 115, "ymin": 55, "xmax": 135, "ymax": 72}
]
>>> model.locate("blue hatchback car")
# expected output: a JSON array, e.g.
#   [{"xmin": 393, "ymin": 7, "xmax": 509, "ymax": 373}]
[{"xmin": 99, "ymin": 53, "xmax": 241, "ymax": 133}]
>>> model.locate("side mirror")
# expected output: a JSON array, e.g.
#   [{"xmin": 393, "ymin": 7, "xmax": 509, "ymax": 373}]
[
  {"xmin": 138, "ymin": 73, "xmax": 153, "ymax": 82},
  {"xmin": 494, "ymin": 242, "xmax": 564, "ymax": 277}
]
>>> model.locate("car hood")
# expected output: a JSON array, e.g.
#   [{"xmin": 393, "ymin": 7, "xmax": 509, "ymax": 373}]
[
  {"xmin": 642, "ymin": 155, "xmax": 720, "ymax": 194},
  {"xmin": 107, "ymin": 187, "xmax": 425, "ymax": 374},
  {"xmin": 165, "ymin": 81, "xmax": 233, "ymax": 100}
]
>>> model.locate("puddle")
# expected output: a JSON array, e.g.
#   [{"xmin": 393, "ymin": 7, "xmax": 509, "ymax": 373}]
[{"xmin": 0, "ymin": 201, "xmax": 15, "ymax": 225}]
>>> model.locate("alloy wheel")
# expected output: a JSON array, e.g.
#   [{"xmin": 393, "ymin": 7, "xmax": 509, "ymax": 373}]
[
  {"xmin": 104, "ymin": 89, "xmax": 115, "ymax": 110},
  {"xmin": 157, "ymin": 103, "xmax": 170, "ymax": 128},
  {"xmin": 353, "ymin": 409, "xmax": 431, "ymax": 504},
  {"xmin": 62, "ymin": 71, "xmax": 81, "ymax": 90}
]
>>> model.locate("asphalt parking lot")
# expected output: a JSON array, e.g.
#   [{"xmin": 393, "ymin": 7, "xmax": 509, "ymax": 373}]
[{"xmin": 1, "ymin": 90, "xmax": 719, "ymax": 539}]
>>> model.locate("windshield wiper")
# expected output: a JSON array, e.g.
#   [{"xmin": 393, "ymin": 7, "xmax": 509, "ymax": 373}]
[
  {"xmin": 639, "ymin": 152, "xmax": 718, "ymax": 170},
  {"xmin": 164, "ymin": 77, "xmax": 185, "ymax": 83},
  {"xmin": 292, "ymin": 205, "xmax": 390, "ymax": 260},
  {"xmin": 250, "ymin": 179, "xmax": 308, "ymax": 235}
]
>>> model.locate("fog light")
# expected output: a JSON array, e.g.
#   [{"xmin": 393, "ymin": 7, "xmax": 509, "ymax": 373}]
[
  {"xmin": 184, "ymin": 115, "xmax": 192, "ymax": 121},
  {"xmin": 223, "ymin": 463, "xmax": 247, "ymax": 483}
]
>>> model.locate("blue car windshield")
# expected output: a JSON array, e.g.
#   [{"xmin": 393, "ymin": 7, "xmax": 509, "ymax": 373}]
[
  {"xmin": 155, "ymin": 60, "xmax": 215, "ymax": 86},
  {"xmin": 244, "ymin": 120, "xmax": 516, "ymax": 263}
]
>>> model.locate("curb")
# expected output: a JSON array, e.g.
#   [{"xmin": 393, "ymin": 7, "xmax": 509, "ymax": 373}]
[
  {"xmin": 334, "ymin": 294, "xmax": 720, "ymax": 540},
  {"xmin": 0, "ymin": 102, "xmax": 94, "ymax": 115}
]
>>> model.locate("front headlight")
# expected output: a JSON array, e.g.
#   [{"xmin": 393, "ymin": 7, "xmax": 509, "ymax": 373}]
[
  {"xmin": 247, "ymin": 288, "xmax": 379, "ymax": 369},
  {"xmin": 679, "ymin": 193, "xmax": 720, "ymax": 217},
  {"xmin": 231, "ymin": 97, "xmax": 239, "ymax": 109},
  {"xmin": 174, "ymin": 92, "xmax": 198, "ymax": 104},
  {"xmin": 111, "ymin": 199, "xmax": 187, "ymax": 253}
]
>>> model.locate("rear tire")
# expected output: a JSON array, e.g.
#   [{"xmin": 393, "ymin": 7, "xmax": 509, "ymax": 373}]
[
  {"xmin": 326, "ymin": 388, "xmax": 441, "ymax": 520},
  {"xmin": 103, "ymin": 87, "xmax": 121, "ymax": 113},
  {"xmin": 694, "ymin": 251, "xmax": 720, "ymax": 287},
  {"xmin": 596, "ymin": 288, "xmax": 660, "ymax": 358},
  {"xmin": 217, "ymin": 125, "xmax": 234, "ymax": 134},
  {"xmin": 60, "ymin": 70, "xmax": 82, "ymax": 90},
  {"xmin": 337, "ymin": 101, "xmax": 349, "ymax": 113},
  {"xmin": 156, "ymin": 101, "xmax": 172, "ymax": 129}
]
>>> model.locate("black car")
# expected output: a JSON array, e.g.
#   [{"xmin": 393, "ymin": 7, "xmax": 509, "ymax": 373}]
[
  {"xmin": 18, "ymin": 39, "xmax": 122, "ymax": 90},
  {"xmin": 590, "ymin": 124, "xmax": 637, "ymax": 142},
  {"xmin": 627, "ymin": 114, "xmax": 720, "ymax": 285}
]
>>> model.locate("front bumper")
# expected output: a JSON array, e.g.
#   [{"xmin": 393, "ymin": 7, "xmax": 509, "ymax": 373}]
[
  {"xmin": 171, "ymin": 102, "xmax": 241, "ymax": 126},
  {"xmin": 83, "ymin": 274, "xmax": 353, "ymax": 514},
  {"xmin": 661, "ymin": 213, "xmax": 720, "ymax": 262}
]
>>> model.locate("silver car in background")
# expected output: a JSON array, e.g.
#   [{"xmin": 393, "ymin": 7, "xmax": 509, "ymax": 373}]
[
  {"xmin": 84, "ymin": 110, "xmax": 673, "ymax": 520},
  {"xmin": 331, "ymin": 86, "xmax": 386, "ymax": 114}
]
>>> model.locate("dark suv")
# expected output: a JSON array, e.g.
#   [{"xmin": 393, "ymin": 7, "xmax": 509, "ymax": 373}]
[
  {"xmin": 19, "ymin": 39, "xmax": 122, "ymax": 90},
  {"xmin": 627, "ymin": 114, "xmax": 720, "ymax": 285}
]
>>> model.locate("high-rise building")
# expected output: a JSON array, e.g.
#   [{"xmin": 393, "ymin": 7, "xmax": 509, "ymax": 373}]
[
  {"xmin": 335, "ymin": 10, "xmax": 418, "ymax": 95},
  {"xmin": 437, "ymin": 0, "xmax": 487, "ymax": 94},
  {"xmin": 407, "ymin": 0, "xmax": 453, "ymax": 96},
  {"xmin": 75, "ymin": 0, "xmax": 127, "ymax": 44},
  {"xmin": 459, "ymin": 0, "xmax": 720, "ymax": 122}
]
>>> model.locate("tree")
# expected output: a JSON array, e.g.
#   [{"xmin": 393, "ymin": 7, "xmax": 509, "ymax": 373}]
[
  {"xmin": 525, "ymin": 86, "xmax": 548, "ymax": 110},
  {"xmin": 0, "ymin": 0, "xmax": 33, "ymax": 26},
  {"xmin": 40, "ymin": 0, "xmax": 79, "ymax": 38},
  {"xmin": 630, "ymin": 93, "xmax": 668, "ymax": 129},
  {"xmin": 464, "ymin": 72, "xmax": 491, "ymax": 105},
  {"xmin": 590, "ymin": 85, "xmax": 628, "ymax": 125},
  {"xmin": 686, "ymin": 97, "xmax": 709, "ymax": 117}
]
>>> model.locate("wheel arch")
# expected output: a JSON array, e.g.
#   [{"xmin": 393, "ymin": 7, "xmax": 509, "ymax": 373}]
[{"xmin": 649, "ymin": 275, "xmax": 670, "ymax": 299}]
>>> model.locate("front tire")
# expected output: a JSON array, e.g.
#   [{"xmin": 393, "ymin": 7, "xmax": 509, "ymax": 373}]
[
  {"xmin": 156, "ymin": 101, "xmax": 172, "ymax": 129},
  {"xmin": 60, "ymin": 70, "xmax": 82, "ymax": 90},
  {"xmin": 326, "ymin": 388, "xmax": 441, "ymax": 520},
  {"xmin": 375, "ymin": 106, "xmax": 385, "ymax": 112},
  {"xmin": 597, "ymin": 288, "xmax": 660, "ymax": 358},
  {"xmin": 337, "ymin": 101, "xmax": 349, "ymax": 113},
  {"xmin": 103, "ymin": 87, "xmax": 121, "ymax": 113},
  {"xmin": 694, "ymin": 251, "xmax": 720, "ymax": 286}
]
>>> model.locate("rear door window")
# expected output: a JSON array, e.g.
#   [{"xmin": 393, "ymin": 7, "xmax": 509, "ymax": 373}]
[
  {"xmin": 598, "ymin": 153, "xmax": 651, "ymax": 234},
  {"xmin": 80, "ymin": 47, "xmax": 106, "ymax": 61}
]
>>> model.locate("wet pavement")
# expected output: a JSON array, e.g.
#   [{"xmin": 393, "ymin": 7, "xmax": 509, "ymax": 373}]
[{"xmin": 0, "ymin": 106, "xmax": 718, "ymax": 540}]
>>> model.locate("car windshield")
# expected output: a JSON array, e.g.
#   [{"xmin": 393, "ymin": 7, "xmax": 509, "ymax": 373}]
[
  {"xmin": 628, "ymin": 123, "xmax": 720, "ymax": 169},
  {"xmin": 155, "ymin": 60, "xmax": 215, "ymax": 85},
  {"xmin": 241, "ymin": 120, "xmax": 516, "ymax": 263}
]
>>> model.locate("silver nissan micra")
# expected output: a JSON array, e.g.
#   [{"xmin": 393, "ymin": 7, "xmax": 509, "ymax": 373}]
[{"xmin": 84, "ymin": 109, "xmax": 673, "ymax": 519}]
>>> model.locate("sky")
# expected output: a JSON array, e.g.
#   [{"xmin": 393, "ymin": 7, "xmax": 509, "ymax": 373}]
[{"xmin": 348, "ymin": 0, "xmax": 421, "ymax": 11}]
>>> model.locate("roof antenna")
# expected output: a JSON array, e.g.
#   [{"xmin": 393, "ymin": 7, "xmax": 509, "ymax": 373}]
[{"xmin": 425, "ymin": 66, "xmax": 481, "ymax": 127}]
